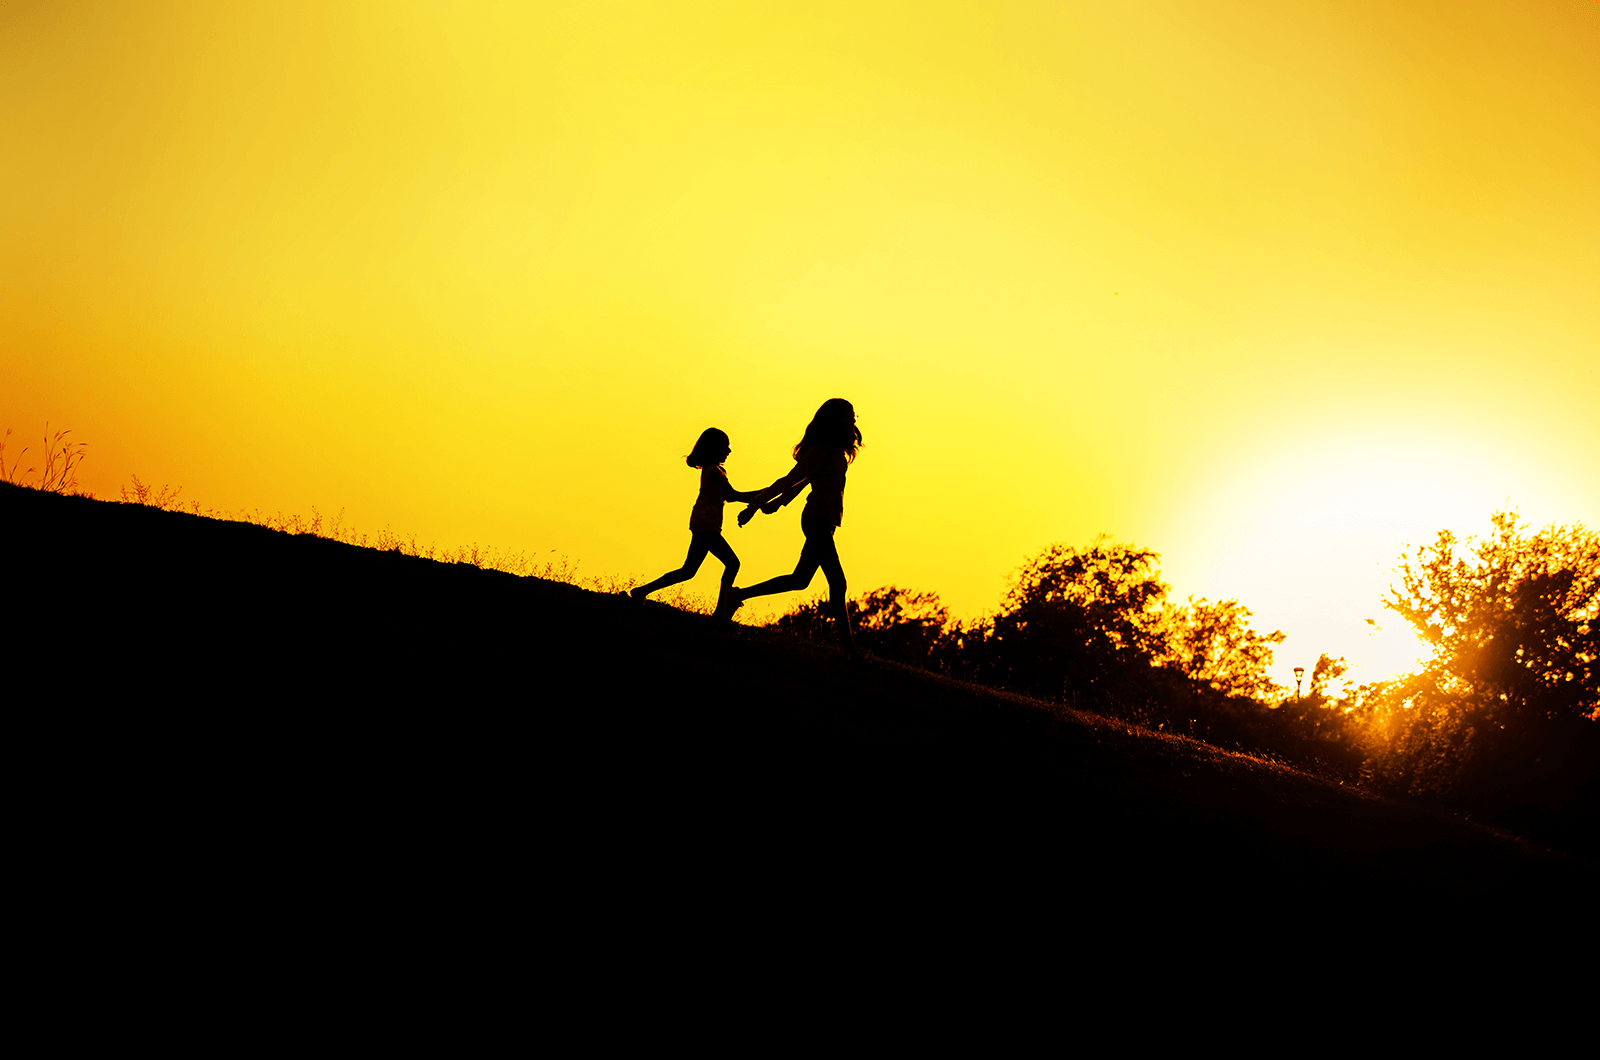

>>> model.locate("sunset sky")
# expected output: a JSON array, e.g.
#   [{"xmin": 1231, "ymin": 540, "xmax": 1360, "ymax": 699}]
[{"xmin": 4, "ymin": 1, "xmax": 1597, "ymax": 685}]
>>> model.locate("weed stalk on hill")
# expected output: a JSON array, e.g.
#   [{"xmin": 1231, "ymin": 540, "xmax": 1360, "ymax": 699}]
[
  {"xmin": 121, "ymin": 474, "xmax": 184, "ymax": 509},
  {"xmin": 2, "ymin": 424, "xmax": 88, "ymax": 494}
]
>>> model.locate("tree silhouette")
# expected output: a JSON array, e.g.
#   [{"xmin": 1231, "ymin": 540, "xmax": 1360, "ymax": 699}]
[
  {"xmin": 1155, "ymin": 596, "xmax": 1285, "ymax": 700},
  {"xmin": 851, "ymin": 586, "xmax": 952, "ymax": 667},
  {"xmin": 1365, "ymin": 510, "xmax": 1599, "ymax": 806},
  {"xmin": 972, "ymin": 538, "xmax": 1169, "ymax": 702}
]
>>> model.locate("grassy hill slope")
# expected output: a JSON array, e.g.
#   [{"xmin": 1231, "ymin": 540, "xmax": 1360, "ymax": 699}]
[{"xmin": 10, "ymin": 482, "xmax": 1591, "ymax": 920}]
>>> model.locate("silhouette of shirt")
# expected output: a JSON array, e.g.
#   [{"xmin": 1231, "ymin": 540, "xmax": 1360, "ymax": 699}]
[
  {"xmin": 760, "ymin": 446, "xmax": 848, "ymax": 529},
  {"xmin": 689, "ymin": 464, "xmax": 741, "ymax": 532}
]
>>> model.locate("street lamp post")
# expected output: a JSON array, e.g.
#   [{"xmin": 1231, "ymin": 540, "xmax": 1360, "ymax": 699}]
[{"xmin": 1293, "ymin": 666, "xmax": 1305, "ymax": 700}]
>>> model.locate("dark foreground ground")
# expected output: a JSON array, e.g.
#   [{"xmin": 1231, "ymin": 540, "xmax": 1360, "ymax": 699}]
[{"xmin": 10, "ymin": 482, "xmax": 1594, "ymax": 963}]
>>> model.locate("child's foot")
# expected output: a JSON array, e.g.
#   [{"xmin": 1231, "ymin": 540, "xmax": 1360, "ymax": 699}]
[{"xmin": 713, "ymin": 589, "xmax": 745, "ymax": 622}]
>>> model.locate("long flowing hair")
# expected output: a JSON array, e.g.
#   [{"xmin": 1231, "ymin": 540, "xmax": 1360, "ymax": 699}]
[
  {"xmin": 793, "ymin": 399, "xmax": 862, "ymax": 463},
  {"xmin": 686, "ymin": 428, "xmax": 730, "ymax": 469}
]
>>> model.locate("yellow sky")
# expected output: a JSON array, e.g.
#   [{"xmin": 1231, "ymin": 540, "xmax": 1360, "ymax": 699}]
[{"xmin": 4, "ymin": 1, "xmax": 1597, "ymax": 684}]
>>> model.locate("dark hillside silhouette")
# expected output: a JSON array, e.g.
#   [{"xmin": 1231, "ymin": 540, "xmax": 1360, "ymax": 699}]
[{"xmin": 8, "ymin": 481, "xmax": 1591, "ymax": 947}]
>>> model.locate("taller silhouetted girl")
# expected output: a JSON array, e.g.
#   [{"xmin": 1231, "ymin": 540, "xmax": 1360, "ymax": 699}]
[{"xmin": 727, "ymin": 398, "xmax": 862, "ymax": 660}]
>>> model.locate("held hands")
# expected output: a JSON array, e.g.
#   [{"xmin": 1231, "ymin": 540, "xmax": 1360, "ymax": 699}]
[{"xmin": 737, "ymin": 499, "xmax": 784, "ymax": 526}]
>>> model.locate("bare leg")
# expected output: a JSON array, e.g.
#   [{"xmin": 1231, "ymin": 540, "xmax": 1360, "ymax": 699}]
[
  {"xmin": 738, "ymin": 527, "xmax": 856, "ymax": 656},
  {"xmin": 633, "ymin": 534, "xmax": 713, "ymax": 599},
  {"xmin": 736, "ymin": 536, "xmax": 824, "ymax": 601},
  {"xmin": 810, "ymin": 530, "xmax": 857, "ymax": 657},
  {"xmin": 704, "ymin": 533, "xmax": 741, "ymax": 612}
]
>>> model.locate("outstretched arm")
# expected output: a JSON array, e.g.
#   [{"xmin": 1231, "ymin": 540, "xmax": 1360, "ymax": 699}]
[
  {"xmin": 744, "ymin": 475, "xmax": 795, "ymax": 510},
  {"xmin": 750, "ymin": 450, "xmax": 827, "ymax": 507},
  {"xmin": 739, "ymin": 459, "xmax": 813, "ymax": 523},
  {"xmin": 763, "ymin": 480, "xmax": 805, "ymax": 512},
  {"xmin": 737, "ymin": 449, "xmax": 832, "ymax": 525}
]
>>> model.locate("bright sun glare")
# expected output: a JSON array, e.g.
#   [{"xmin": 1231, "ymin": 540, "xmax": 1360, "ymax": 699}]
[{"xmin": 1162, "ymin": 426, "xmax": 1580, "ymax": 688}]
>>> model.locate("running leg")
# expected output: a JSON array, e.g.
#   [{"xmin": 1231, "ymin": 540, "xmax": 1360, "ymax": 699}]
[
  {"xmin": 813, "ymin": 532, "xmax": 857, "ymax": 657},
  {"xmin": 735, "ymin": 536, "xmax": 825, "ymax": 602},
  {"xmin": 707, "ymin": 533, "xmax": 742, "ymax": 616},
  {"xmin": 633, "ymin": 535, "xmax": 713, "ymax": 599}
]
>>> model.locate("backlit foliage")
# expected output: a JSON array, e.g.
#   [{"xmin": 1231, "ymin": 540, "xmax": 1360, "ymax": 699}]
[
  {"xmin": 981, "ymin": 538, "xmax": 1170, "ymax": 700},
  {"xmin": 1155, "ymin": 596, "xmax": 1286, "ymax": 700},
  {"xmin": 782, "ymin": 542, "xmax": 1289, "ymax": 710},
  {"xmin": 1384, "ymin": 510, "xmax": 1598, "ymax": 722},
  {"xmin": 776, "ymin": 585, "xmax": 953, "ymax": 668},
  {"xmin": 1364, "ymin": 510, "xmax": 1599, "ymax": 802}
]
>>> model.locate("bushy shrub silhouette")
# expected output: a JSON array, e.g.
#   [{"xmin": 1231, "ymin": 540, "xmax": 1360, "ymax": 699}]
[{"xmin": 965, "ymin": 538, "xmax": 1170, "ymax": 706}]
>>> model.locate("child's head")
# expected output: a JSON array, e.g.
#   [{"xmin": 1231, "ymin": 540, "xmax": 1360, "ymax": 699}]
[
  {"xmin": 686, "ymin": 428, "xmax": 732, "ymax": 469},
  {"xmin": 795, "ymin": 398, "xmax": 862, "ymax": 462}
]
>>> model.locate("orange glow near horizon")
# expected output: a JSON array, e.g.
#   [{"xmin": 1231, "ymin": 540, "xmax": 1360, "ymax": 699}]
[{"xmin": 4, "ymin": 2, "xmax": 1597, "ymax": 686}]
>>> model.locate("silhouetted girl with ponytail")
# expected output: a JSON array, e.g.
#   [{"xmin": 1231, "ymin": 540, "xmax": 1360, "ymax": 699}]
[{"xmin": 631, "ymin": 428, "xmax": 759, "ymax": 614}]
